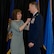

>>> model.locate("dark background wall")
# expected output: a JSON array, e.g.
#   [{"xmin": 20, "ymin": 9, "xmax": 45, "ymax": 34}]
[{"xmin": 0, "ymin": 0, "xmax": 51, "ymax": 54}]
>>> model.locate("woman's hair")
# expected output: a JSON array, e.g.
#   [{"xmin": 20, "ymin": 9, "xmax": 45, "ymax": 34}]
[{"xmin": 12, "ymin": 9, "xmax": 22, "ymax": 20}]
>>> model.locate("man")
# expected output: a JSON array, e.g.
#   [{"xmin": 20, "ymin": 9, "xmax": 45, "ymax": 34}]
[{"xmin": 28, "ymin": 2, "xmax": 44, "ymax": 54}]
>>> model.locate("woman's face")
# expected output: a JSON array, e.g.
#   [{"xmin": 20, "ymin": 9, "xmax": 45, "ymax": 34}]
[{"xmin": 17, "ymin": 12, "xmax": 22, "ymax": 20}]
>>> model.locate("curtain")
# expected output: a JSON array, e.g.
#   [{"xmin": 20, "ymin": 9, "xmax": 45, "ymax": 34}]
[{"xmin": 0, "ymin": 0, "xmax": 50, "ymax": 54}]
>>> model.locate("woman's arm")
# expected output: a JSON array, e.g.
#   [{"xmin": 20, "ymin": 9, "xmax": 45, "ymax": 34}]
[{"xmin": 19, "ymin": 18, "xmax": 31, "ymax": 31}]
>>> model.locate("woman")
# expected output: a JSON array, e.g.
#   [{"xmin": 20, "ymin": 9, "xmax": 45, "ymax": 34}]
[{"xmin": 8, "ymin": 9, "xmax": 31, "ymax": 54}]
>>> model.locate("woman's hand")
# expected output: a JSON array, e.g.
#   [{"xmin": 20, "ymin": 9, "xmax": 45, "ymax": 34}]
[{"xmin": 26, "ymin": 18, "xmax": 31, "ymax": 23}]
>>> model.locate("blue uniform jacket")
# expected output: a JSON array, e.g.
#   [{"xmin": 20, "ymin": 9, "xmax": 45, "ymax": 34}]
[{"xmin": 28, "ymin": 12, "xmax": 44, "ymax": 47}]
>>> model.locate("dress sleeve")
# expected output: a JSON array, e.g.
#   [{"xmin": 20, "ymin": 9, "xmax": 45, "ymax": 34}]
[
  {"xmin": 10, "ymin": 20, "xmax": 24, "ymax": 32},
  {"xmin": 21, "ymin": 20, "xmax": 30, "ymax": 30}
]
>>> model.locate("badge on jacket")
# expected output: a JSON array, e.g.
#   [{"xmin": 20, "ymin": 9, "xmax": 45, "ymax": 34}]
[{"xmin": 31, "ymin": 18, "xmax": 35, "ymax": 24}]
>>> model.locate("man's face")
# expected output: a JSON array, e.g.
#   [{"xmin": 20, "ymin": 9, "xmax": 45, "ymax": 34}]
[{"xmin": 28, "ymin": 4, "xmax": 34, "ymax": 14}]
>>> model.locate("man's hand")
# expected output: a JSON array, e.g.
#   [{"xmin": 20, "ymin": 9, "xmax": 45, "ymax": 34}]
[{"xmin": 28, "ymin": 42, "xmax": 34, "ymax": 48}]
